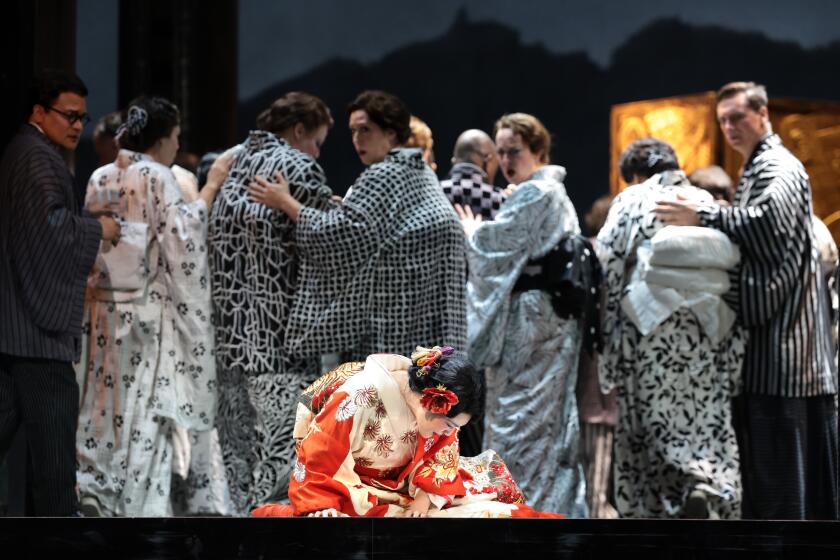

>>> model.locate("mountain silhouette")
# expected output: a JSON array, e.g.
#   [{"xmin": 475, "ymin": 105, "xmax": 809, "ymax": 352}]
[{"xmin": 239, "ymin": 14, "xmax": 840, "ymax": 221}]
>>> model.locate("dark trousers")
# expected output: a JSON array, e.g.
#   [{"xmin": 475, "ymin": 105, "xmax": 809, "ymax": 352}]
[
  {"xmin": 734, "ymin": 393, "xmax": 839, "ymax": 520},
  {"xmin": 0, "ymin": 353, "xmax": 79, "ymax": 516}
]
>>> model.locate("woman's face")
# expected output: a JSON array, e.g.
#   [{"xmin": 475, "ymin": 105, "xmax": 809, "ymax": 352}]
[
  {"xmin": 495, "ymin": 128, "xmax": 542, "ymax": 185},
  {"xmin": 349, "ymin": 109, "xmax": 397, "ymax": 166},
  {"xmin": 290, "ymin": 123, "xmax": 328, "ymax": 159},
  {"xmin": 157, "ymin": 125, "xmax": 181, "ymax": 167},
  {"xmin": 415, "ymin": 411, "xmax": 471, "ymax": 440}
]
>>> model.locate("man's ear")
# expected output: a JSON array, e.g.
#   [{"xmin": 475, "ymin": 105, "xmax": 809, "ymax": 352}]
[
  {"xmin": 758, "ymin": 105, "xmax": 770, "ymax": 124},
  {"xmin": 30, "ymin": 104, "xmax": 47, "ymax": 124}
]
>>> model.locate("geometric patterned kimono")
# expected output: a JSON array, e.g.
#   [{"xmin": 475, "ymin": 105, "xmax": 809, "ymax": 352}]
[
  {"xmin": 76, "ymin": 150, "xmax": 217, "ymax": 517},
  {"xmin": 597, "ymin": 171, "xmax": 746, "ymax": 519},
  {"xmin": 465, "ymin": 165, "xmax": 588, "ymax": 516},
  {"xmin": 287, "ymin": 354, "xmax": 558, "ymax": 518},
  {"xmin": 208, "ymin": 131, "xmax": 335, "ymax": 515},
  {"xmin": 284, "ymin": 148, "xmax": 467, "ymax": 360}
]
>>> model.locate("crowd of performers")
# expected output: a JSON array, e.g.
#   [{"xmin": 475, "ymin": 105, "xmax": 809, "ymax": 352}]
[{"xmin": 0, "ymin": 70, "xmax": 837, "ymax": 520}]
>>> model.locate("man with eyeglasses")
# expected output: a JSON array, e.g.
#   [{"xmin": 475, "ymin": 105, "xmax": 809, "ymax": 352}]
[
  {"xmin": 442, "ymin": 129, "xmax": 506, "ymax": 221},
  {"xmin": 655, "ymin": 81, "xmax": 838, "ymax": 520},
  {"xmin": 0, "ymin": 69, "xmax": 121, "ymax": 516}
]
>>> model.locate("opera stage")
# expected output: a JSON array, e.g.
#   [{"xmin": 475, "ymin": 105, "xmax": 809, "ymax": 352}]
[{"xmin": 1, "ymin": 518, "xmax": 838, "ymax": 559}]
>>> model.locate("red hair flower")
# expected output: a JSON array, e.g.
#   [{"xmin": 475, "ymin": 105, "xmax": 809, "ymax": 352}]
[{"xmin": 420, "ymin": 384, "xmax": 459, "ymax": 415}]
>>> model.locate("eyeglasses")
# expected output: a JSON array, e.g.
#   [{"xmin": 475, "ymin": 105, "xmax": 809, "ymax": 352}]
[
  {"xmin": 47, "ymin": 106, "xmax": 91, "ymax": 126},
  {"xmin": 496, "ymin": 147, "xmax": 522, "ymax": 159}
]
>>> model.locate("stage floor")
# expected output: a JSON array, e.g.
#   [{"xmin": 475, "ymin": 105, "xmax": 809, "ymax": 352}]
[{"xmin": 1, "ymin": 518, "xmax": 839, "ymax": 559}]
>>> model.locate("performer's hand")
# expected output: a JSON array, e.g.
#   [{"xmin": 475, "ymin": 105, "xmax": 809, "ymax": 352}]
[
  {"xmin": 654, "ymin": 194, "xmax": 701, "ymax": 226},
  {"xmin": 99, "ymin": 215, "xmax": 121, "ymax": 244},
  {"xmin": 306, "ymin": 508, "xmax": 349, "ymax": 518},
  {"xmin": 249, "ymin": 172, "xmax": 291, "ymax": 209},
  {"xmin": 401, "ymin": 490, "xmax": 431, "ymax": 518},
  {"xmin": 454, "ymin": 203, "xmax": 482, "ymax": 236},
  {"xmin": 205, "ymin": 148, "xmax": 238, "ymax": 192}
]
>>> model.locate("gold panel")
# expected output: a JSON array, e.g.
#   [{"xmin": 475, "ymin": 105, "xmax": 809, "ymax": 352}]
[
  {"xmin": 610, "ymin": 93, "xmax": 718, "ymax": 193},
  {"xmin": 611, "ymin": 94, "xmax": 840, "ymax": 245}
]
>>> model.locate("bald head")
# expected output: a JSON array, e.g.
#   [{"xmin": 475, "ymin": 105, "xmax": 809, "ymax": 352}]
[{"xmin": 452, "ymin": 129, "xmax": 498, "ymax": 183}]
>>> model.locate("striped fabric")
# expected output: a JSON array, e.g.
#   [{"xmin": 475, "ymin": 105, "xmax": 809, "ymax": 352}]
[
  {"xmin": 698, "ymin": 134, "xmax": 836, "ymax": 397},
  {"xmin": 0, "ymin": 125, "xmax": 102, "ymax": 362},
  {"xmin": 579, "ymin": 422, "xmax": 618, "ymax": 519},
  {"xmin": 0, "ymin": 354, "xmax": 80, "ymax": 516}
]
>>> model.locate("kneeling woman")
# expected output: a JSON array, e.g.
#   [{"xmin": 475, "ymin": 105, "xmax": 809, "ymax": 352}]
[{"xmin": 254, "ymin": 347, "xmax": 558, "ymax": 517}]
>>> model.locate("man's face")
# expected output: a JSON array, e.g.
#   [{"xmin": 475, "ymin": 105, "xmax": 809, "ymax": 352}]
[
  {"xmin": 30, "ymin": 92, "xmax": 88, "ymax": 151},
  {"xmin": 716, "ymin": 92, "xmax": 768, "ymax": 157}
]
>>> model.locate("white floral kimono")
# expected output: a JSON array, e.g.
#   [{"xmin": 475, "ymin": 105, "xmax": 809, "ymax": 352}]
[
  {"xmin": 284, "ymin": 355, "xmax": 556, "ymax": 518},
  {"xmin": 75, "ymin": 150, "xmax": 217, "ymax": 517},
  {"xmin": 465, "ymin": 165, "xmax": 588, "ymax": 516}
]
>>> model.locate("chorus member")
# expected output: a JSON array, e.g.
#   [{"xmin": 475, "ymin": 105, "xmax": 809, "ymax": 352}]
[
  {"xmin": 209, "ymin": 91, "xmax": 336, "ymax": 514},
  {"xmin": 253, "ymin": 90, "xmax": 466, "ymax": 360},
  {"xmin": 0, "ymin": 70, "xmax": 118, "ymax": 516},
  {"xmin": 656, "ymin": 82, "xmax": 838, "ymax": 520},
  {"xmin": 76, "ymin": 96, "xmax": 230, "ymax": 517},
  {"xmin": 456, "ymin": 113, "xmax": 587, "ymax": 515},
  {"xmin": 600, "ymin": 138, "xmax": 745, "ymax": 518}
]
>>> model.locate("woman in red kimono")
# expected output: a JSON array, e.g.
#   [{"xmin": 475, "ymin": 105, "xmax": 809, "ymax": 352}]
[{"xmin": 253, "ymin": 347, "xmax": 561, "ymax": 518}]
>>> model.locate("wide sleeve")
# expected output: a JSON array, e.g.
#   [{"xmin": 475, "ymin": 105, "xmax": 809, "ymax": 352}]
[
  {"xmin": 408, "ymin": 432, "xmax": 467, "ymax": 510},
  {"xmin": 148, "ymin": 168, "xmax": 217, "ymax": 431},
  {"xmin": 284, "ymin": 169, "xmax": 396, "ymax": 356},
  {"xmin": 697, "ymin": 164, "xmax": 812, "ymax": 326},
  {"xmin": 11, "ymin": 147, "xmax": 101, "ymax": 332},
  {"xmin": 289, "ymin": 389, "xmax": 388, "ymax": 517},
  {"xmin": 595, "ymin": 190, "xmax": 643, "ymax": 391},
  {"xmin": 465, "ymin": 183, "xmax": 552, "ymax": 367},
  {"xmin": 295, "ymin": 168, "xmax": 392, "ymax": 267}
]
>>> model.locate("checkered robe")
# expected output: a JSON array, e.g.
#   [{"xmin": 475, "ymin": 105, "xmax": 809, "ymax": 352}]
[
  {"xmin": 284, "ymin": 148, "xmax": 467, "ymax": 359},
  {"xmin": 441, "ymin": 162, "xmax": 507, "ymax": 220}
]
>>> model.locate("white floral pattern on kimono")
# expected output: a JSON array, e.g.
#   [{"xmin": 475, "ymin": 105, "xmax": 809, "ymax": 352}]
[
  {"xmin": 465, "ymin": 165, "xmax": 588, "ymax": 516},
  {"xmin": 596, "ymin": 171, "xmax": 745, "ymax": 519},
  {"xmin": 76, "ymin": 150, "xmax": 217, "ymax": 517}
]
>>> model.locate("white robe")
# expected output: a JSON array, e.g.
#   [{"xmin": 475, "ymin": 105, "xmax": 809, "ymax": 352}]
[{"xmin": 76, "ymin": 150, "xmax": 218, "ymax": 517}]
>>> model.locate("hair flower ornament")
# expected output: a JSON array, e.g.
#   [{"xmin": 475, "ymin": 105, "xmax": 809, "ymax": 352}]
[
  {"xmin": 420, "ymin": 384, "xmax": 459, "ymax": 415},
  {"xmin": 410, "ymin": 345, "xmax": 454, "ymax": 377},
  {"xmin": 115, "ymin": 105, "xmax": 149, "ymax": 140}
]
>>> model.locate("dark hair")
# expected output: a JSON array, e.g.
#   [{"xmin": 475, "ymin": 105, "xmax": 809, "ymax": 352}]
[
  {"xmin": 716, "ymin": 81, "xmax": 768, "ymax": 111},
  {"xmin": 618, "ymin": 137, "xmax": 680, "ymax": 183},
  {"xmin": 256, "ymin": 91, "xmax": 334, "ymax": 135},
  {"xmin": 92, "ymin": 111, "xmax": 122, "ymax": 141},
  {"xmin": 347, "ymin": 90, "xmax": 412, "ymax": 144},
  {"xmin": 584, "ymin": 194, "xmax": 615, "ymax": 236},
  {"xmin": 407, "ymin": 354, "xmax": 484, "ymax": 419},
  {"xmin": 688, "ymin": 165, "xmax": 734, "ymax": 203},
  {"xmin": 117, "ymin": 96, "xmax": 180, "ymax": 153},
  {"xmin": 27, "ymin": 69, "xmax": 88, "ymax": 113},
  {"xmin": 493, "ymin": 113, "xmax": 551, "ymax": 164},
  {"xmin": 196, "ymin": 151, "xmax": 220, "ymax": 189}
]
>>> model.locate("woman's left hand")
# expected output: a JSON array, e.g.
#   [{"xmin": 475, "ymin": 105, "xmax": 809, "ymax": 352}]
[
  {"xmin": 249, "ymin": 171, "xmax": 292, "ymax": 210},
  {"xmin": 249, "ymin": 171, "xmax": 302, "ymax": 221},
  {"xmin": 454, "ymin": 203, "xmax": 482, "ymax": 236}
]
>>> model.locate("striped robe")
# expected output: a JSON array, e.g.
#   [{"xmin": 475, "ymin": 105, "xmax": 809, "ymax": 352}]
[
  {"xmin": 697, "ymin": 134, "xmax": 836, "ymax": 397},
  {"xmin": 0, "ymin": 124, "xmax": 101, "ymax": 361}
]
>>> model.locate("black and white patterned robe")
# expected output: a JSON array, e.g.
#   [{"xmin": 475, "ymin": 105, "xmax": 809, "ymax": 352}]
[
  {"xmin": 284, "ymin": 148, "xmax": 467, "ymax": 359},
  {"xmin": 597, "ymin": 171, "xmax": 745, "ymax": 519},
  {"xmin": 208, "ymin": 131, "xmax": 334, "ymax": 514}
]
